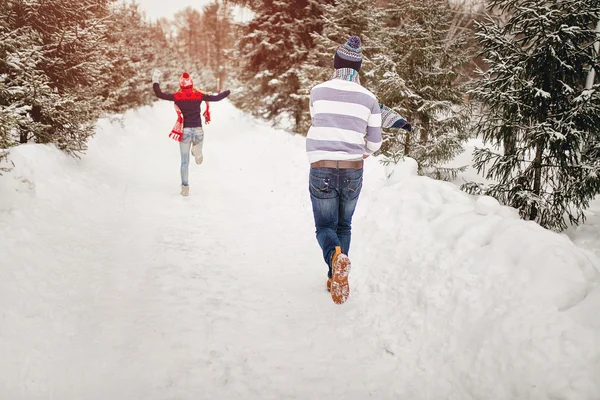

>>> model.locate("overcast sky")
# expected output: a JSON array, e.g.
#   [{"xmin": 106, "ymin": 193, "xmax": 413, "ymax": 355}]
[{"xmin": 134, "ymin": 0, "xmax": 251, "ymax": 21}]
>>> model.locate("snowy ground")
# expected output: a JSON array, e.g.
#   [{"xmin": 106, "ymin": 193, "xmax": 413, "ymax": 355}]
[{"xmin": 1, "ymin": 100, "xmax": 599, "ymax": 400}]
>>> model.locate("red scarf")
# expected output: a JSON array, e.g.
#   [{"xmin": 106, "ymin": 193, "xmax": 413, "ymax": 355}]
[{"xmin": 169, "ymin": 88, "xmax": 211, "ymax": 142}]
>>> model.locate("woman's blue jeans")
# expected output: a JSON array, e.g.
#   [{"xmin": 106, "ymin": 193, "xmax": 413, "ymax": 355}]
[{"xmin": 179, "ymin": 127, "xmax": 204, "ymax": 186}]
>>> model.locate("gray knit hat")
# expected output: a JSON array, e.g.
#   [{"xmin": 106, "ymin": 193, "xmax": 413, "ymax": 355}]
[{"xmin": 334, "ymin": 36, "xmax": 363, "ymax": 72}]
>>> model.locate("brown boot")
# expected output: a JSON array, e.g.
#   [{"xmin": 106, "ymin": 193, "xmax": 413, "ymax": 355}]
[
  {"xmin": 330, "ymin": 246, "xmax": 351, "ymax": 304},
  {"xmin": 180, "ymin": 184, "xmax": 190, "ymax": 196},
  {"xmin": 326, "ymin": 278, "xmax": 332, "ymax": 292}
]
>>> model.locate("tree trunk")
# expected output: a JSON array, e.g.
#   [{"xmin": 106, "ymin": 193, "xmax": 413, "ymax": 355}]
[
  {"xmin": 420, "ymin": 115, "xmax": 429, "ymax": 144},
  {"xmin": 295, "ymin": 101, "xmax": 302, "ymax": 132},
  {"xmin": 503, "ymin": 136, "xmax": 515, "ymax": 155},
  {"xmin": 530, "ymin": 144, "xmax": 543, "ymax": 221},
  {"xmin": 404, "ymin": 131, "xmax": 411, "ymax": 156},
  {"xmin": 22, "ymin": 104, "xmax": 43, "ymax": 144}
]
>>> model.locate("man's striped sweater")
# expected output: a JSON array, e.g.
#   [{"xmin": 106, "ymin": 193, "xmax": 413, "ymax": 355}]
[{"xmin": 306, "ymin": 69, "xmax": 382, "ymax": 164}]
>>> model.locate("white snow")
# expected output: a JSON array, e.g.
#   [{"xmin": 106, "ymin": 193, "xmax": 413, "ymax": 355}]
[
  {"xmin": 474, "ymin": 195, "xmax": 500, "ymax": 215},
  {"xmin": 384, "ymin": 156, "xmax": 418, "ymax": 182},
  {"xmin": 567, "ymin": 197, "xmax": 600, "ymax": 261},
  {"xmin": 1, "ymin": 100, "xmax": 599, "ymax": 399}
]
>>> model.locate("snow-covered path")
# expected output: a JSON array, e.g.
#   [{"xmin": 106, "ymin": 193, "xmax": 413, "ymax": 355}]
[{"xmin": 1, "ymin": 101, "xmax": 599, "ymax": 400}]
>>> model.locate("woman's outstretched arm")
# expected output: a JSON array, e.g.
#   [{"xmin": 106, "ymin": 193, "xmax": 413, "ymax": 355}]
[
  {"xmin": 152, "ymin": 69, "xmax": 174, "ymax": 101},
  {"xmin": 153, "ymin": 83, "xmax": 174, "ymax": 101}
]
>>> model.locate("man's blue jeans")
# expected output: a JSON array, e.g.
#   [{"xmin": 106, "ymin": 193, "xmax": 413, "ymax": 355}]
[
  {"xmin": 180, "ymin": 127, "xmax": 204, "ymax": 186},
  {"xmin": 309, "ymin": 167, "xmax": 363, "ymax": 278}
]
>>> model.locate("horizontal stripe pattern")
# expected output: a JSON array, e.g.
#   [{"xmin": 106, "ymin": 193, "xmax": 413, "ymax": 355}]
[
  {"xmin": 308, "ymin": 127, "xmax": 367, "ymax": 145},
  {"xmin": 312, "ymin": 100, "xmax": 371, "ymax": 120},
  {"xmin": 367, "ymin": 113, "xmax": 382, "ymax": 127},
  {"xmin": 311, "ymin": 87, "xmax": 376, "ymax": 108},
  {"xmin": 327, "ymin": 79, "xmax": 377, "ymax": 98},
  {"xmin": 307, "ymin": 78, "xmax": 382, "ymax": 163},
  {"xmin": 306, "ymin": 139, "xmax": 365, "ymax": 154},
  {"xmin": 366, "ymin": 126, "xmax": 381, "ymax": 142},
  {"xmin": 313, "ymin": 113, "xmax": 369, "ymax": 133}
]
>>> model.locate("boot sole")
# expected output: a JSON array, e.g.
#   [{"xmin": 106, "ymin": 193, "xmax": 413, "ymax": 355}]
[{"xmin": 331, "ymin": 255, "xmax": 351, "ymax": 304}]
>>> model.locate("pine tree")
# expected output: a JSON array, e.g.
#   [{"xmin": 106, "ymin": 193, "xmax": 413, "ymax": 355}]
[
  {"xmin": 466, "ymin": 0, "xmax": 600, "ymax": 231},
  {"xmin": 173, "ymin": 7, "xmax": 204, "ymax": 62},
  {"xmin": 0, "ymin": 0, "xmax": 113, "ymax": 155},
  {"xmin": 0, "ymin": 0, "xmax": 188, "ymax": 162},
  {"xmin": 201, "ymin": 1, "xmax": 235, "ymax": 92},
  {"xmin": 0, "ymin": 5, "xmax": 47, "ymax": 148},
  {"xmin": 102, "ymin": 2, "xmax": 162, "ymax": 113},
  {"xmin": 0, "ymin": 47, "xmax": 28, "ymax": 173},
  {"xmin": 374, "ymin": 0, "xmax": 472, "ymax": 180},
  {"xmin": 230, "ymin": 0, "xmax": 331, "ymax": 131}
]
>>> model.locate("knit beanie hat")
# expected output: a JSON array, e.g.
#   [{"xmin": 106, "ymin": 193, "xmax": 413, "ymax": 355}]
[
  {"xmin": 334, "ymin": 36, "xmax": 363, "ymax": 72},
  {"xmin": 179, "ymin": 72, "xmax": 194, "ymax": 89}
]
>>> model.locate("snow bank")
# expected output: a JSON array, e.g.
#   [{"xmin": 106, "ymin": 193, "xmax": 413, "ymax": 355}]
[
  {"xmin": 0, "ymin": 144, "xmax": 73, "ymax": 210},
  {"xmin": 353, "ymin": 157, "xmax": 600, "ymax": 399},
  {"xmin": 566, "ymin": 197, "xmax": 600, "ymax": 261}
]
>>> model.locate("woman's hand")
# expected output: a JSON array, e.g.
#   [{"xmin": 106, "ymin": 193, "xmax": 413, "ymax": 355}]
[{"xmin": 152, "ymin": 69, "xmax": 162, "ymax": 84}]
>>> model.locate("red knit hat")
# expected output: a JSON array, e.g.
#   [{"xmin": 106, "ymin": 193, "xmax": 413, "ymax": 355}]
[{"xmin": 179, "ymin": 72, "xmax": 193, "ymax": 89}]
